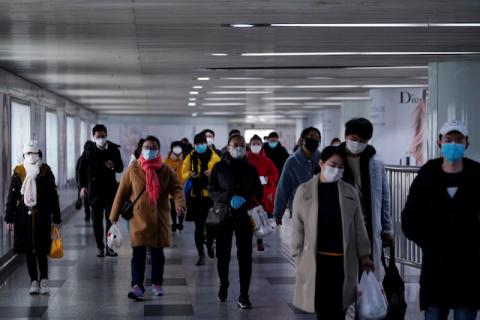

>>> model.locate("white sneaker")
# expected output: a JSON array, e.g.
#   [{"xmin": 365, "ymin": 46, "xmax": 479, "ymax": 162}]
[
  {"xmin": 39, "ymin": 279, "xmax": 49, "ymax": 295},
  {"xmin": 29, "ymin": 280, "xmax": 40, "ymax": 294}
]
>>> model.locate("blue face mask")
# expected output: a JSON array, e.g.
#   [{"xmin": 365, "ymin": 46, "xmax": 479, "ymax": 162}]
[
  {"xmin": 441, "ymin": 143, "xmax": 465, "ymax": 163},
  {"xmin": 142, "ymin": 149, "xmax": 158, "ymax": 160},
  {"xmin": 268, "ymin": 141, "xmax": 278, "ymax": 149},
  {"xmin": 195, "ymin": 144, "xmax": 208, "ymax": 154}
]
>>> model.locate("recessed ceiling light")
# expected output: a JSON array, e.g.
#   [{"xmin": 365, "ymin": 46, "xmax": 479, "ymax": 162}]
[
  {"xmin": 207, "ymin": 91, "xmax": 270, "ymax": 95},
  {"xmin": 188, "ymin": 102, "xmax": 196, "ymax": 107},
  {"xmin": 189, "ymin": 97, "xmax": 197, "ymax": 101},
  {"xmin": 192, "ymin": 112, "xmax": 198, "ymax": 117},
  {"xmin": 189, "ymin": 91, "xmax": 199, "ymax": 95},
  {"xmin": 242, "ymin": 51, "xmax": 480, "ymax": 57},
  {"xmin": 197, "ymin": 77, "xmax": 210, "ymax": 81},
  {"xmin": 193, "ymin": 86, "xmax": 203, "ymax": 89},
  {"xmin": 211, "ymin": 53, "xmax": 229, "ymax": 56},
  {"xmin": 231, "ymin": 24, "xmax": 254, "ymax": 28}
]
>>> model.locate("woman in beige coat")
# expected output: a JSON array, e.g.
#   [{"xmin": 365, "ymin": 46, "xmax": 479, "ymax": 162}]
[
  {"xmin": 110, "ymin": 136, "xmax": 186, "ymax": 301},
  {"xmin": 291, "ymin": 146, "xmax": 373, "ymax": 319}
]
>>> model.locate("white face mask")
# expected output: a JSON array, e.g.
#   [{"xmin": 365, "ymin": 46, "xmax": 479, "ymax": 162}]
[
  {"xmin": 250, "ymin": 145, "xmax": 262, "ymax": 154},
  {"xmin": 206, "ymin": 137, "xmax": 214, "ymax": 146},
  {"xmin": 24, "ymin": 154, "xmax": 40, "ymax": 165},
  {"xmin": 322, "ymin": 165, "xmax": 344, "ymax": 183},
  {"xmin": 95, "ymin": 137, "xmax": 107, "ymax": 148},
  {"xmin": 346, "ymin": 139, "xmax": 367, "ymax": 155},
  {"xmin": 172, "ymin": 146, "xmax": 183, "ymax": 155},
  {"xmin": 231, "ymin": 147, "xmax": 246, "ymax": 159}
]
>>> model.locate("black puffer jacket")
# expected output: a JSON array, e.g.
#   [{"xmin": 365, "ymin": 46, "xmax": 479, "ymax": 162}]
[
  {"xmin": 401, "ymin": 158, "xmax": 480, "ymax": 310},
  {"xmin": 78, "ymin": 141, "xmax": 123, "ymax": 205},
  {"xmin": 4, "ymin": 164, "xmax": 61, "ymax": 254},
  {"xmin": 208, "ymin": 155, "xmax": 263, "ymax": 213},
  {"xmin": 263, "ymin": 142, "xmax": 290, "ymax": 174}
]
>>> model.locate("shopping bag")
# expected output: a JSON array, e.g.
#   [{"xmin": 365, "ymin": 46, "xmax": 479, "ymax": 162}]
[
  {"xmin": 49, "ymin": 225, "xmax": 64, "ymax": 259},
  {"xmin": 107, "ymin": 224, "xmax": 123, "ymax": 249},
  {"xmin": 248, "ymin": 205, "xmax": 275, "ymax": 238},
  {"xmin": 382, "ymin": 246, "xmax": 407, "ymax": 320},
  {"xmin": 357, "ymin": 271, "xmax": 388, "ymax": 320}
]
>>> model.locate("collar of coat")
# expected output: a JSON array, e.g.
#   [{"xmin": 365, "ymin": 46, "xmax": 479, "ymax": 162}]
[
  {"xmin": 300, "ymin": 174, "xmax": 357, "ymax": 202},
  {"xmin": 14, "ymin": 164, "xmax": 50, "ymax": 183},
  {"xmin": 292, "ymin": 147, "xmax": 321, "ymax": 165}
]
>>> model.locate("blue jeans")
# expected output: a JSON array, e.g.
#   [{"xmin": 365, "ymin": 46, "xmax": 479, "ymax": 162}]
[
  {"xmin": 131, "ymin": 246, "xmax": 165, "ymax": 288},
  {"xmin": 425, "ymin": 307, "xmax": 478, "ymax": 320}
]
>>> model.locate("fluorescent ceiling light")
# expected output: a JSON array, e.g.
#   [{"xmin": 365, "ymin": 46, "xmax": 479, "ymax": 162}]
[
  {"xmin": 304, "ymin": 102, "xmax": 342, "ymax": 106},
  {"xmin": 292, "ymin": 85, "xmax": 359, "ymax": 89},
  {"xmin": 203, "ymin": 103, "xmax": 246, "ymax": 106},
  {"xmin": 211, "ymin": 53, "xmax": 229, "ymax": 56},
  {"xmin": 263, "ymin": 97, "xmax": 315, "ymax": 101},
  {"xmin": 189, "ymin": 91, "xmax": 199, "ymax": 95},
  {"xmin": 188, "ymin": 102, "xmax": 196, "ymax": 107},
  {"xmin": 204, "ymin": 97, "xmax": 247, "ymax": 101},
  {"xmin": 346, "ymin": 66, "xmax": 428, "ymax": 70},
  {"xmin": 242, "ymin": 51, "xmax": 480, "ymax": 57},
  {"xmin": 203, "ymin": 112, "xmax": 237, "ymax": 115},
  {"xmin": 323, "ymin": 97, "xmax": 370, "ymax": 100},
  {"xmin": 189, "ymin": 97, "xmax": 197, "ymax": 101},
  {"xmin": 197, "ymin": 77, "xmax": 210, "ymax": 81},
  {"xmin": 207, "ymin": 91, "xmax": 270, "ymax": 95},
  {"xmin": 362, "ymin": 84, "xmax": 427, "ymax": 88},
  {"xmin": 266, "ymin": 23, "xmax": 480, "ymax": 28},
  {"xmin": 220, "ymin": 77, "xmax": 265, "ymax": 80},
  {"xmin": 271, "ymin": 102, "xmax": 301, "ymax": 106},
  {"xmin": 231, "ymin": 24, "xmax": 254, "ymax": 28},
  {"xmin": 192, "ymin": 112, "xmax": 198, "ymax": 117},
  {"xmin": 218, "ymin": 85, "xmax": 284, "ymax": 89},
  {"xmin": 193, "ymin": 86, "xmax": 203, "ymax": 89}
]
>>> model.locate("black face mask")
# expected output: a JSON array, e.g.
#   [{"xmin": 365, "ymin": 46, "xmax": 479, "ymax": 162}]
[{"xmin": 304, "ymin": 137, "xmax": 320, "ymax": 152}]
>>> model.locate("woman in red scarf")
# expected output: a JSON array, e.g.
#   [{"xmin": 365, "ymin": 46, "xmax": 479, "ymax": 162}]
[{"xmin": 110, "ymin": 136, "xmax": 186, "ymax": 301}]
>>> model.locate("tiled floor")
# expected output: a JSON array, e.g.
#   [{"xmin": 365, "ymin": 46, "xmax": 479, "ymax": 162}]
[{"xmin": 0, "ymin": 211, "xmax": 477, "ymax": 319}]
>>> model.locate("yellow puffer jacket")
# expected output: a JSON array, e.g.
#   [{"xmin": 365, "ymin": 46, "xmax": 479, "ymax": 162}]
[{"xmin": 182, "ymin": 149, "xmax": 221, "ymax": 197}]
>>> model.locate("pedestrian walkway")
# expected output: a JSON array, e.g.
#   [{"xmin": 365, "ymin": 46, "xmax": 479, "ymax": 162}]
[{"xmin": 0, "ymin": 209, "xmax": 473, "ymax": 319}]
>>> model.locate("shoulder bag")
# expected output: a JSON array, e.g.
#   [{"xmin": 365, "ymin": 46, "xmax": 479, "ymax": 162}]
[{"xmin": 120, "ymin": 188, "xmax": 146, "ymax": 220}]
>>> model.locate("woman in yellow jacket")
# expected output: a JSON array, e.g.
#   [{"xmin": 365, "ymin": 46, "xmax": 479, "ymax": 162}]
[
  {"xmin": 165, "ymin": 141, "xmax": 185, "ymax": 233},
  {"xmin": 182, "ymin": 132, "xmax": 221, "ymax": 265}
]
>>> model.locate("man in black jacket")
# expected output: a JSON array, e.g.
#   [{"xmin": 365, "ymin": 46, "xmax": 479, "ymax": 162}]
[
  {"xmin": 79, "ymin": 124, "xmax": 124, "ymax": 257},
  {"xmin": 263, "ymin": 131, "xmax": 290, "ymax": 174},
  {"xmin": 208, "ymin": 134, "xmax": 263, "ymax": 310},
  {"xmin": 402, "ymin": 120, "xmax": 480, "ymax": 320},
  {"xmin": 76, "ymin": 141, "xmax": 94, "ymax": 222}
]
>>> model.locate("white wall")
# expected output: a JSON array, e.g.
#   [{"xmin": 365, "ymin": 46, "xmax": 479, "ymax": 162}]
[{"xmin": 303, "ymin": 107, "xmax": 342, "ymax": 150}]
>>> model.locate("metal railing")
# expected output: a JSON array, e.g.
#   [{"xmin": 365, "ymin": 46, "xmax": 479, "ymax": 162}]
[{"xmin": 385, "ymin": 165, "xmax": 422, "ymax": 268}]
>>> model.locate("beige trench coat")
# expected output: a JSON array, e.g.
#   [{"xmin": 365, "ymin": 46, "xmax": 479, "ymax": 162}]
[
  {"xmin": 291, "ymin": 176, "xmax": 371, "ymax": 313},
  {"xmin": 110, "ymin": 160, "xmax": 186, "ymax": 248}
]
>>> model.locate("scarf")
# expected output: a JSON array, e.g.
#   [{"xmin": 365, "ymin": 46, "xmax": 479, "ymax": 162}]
[
  {"xmin": 139, "ymin": 154, "xmax": 164, "ymax": 204},
  {"xmin": 21, "ymin": 161, "xmax": 42, "ymax": 207}
]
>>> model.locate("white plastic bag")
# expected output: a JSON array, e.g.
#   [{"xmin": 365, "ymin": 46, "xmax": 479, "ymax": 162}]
[
  {"xmin": 248, "ymin": 205, "xmax": 275, "ymax": 238},
  {"xmin": 107, "ymin": 224, "xmax": 123, "ymax": 249},
  {"xmin": 357, "ymin": 271, "xmax": 388, "ymax": 320}
]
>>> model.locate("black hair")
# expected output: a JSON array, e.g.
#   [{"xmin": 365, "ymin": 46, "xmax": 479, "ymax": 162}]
[
  {"xmin": 300, "ymin": 127, "xmax": 321, "ymax": 139},
  {"xmin": 228, "ymin": 134, "xmax": 245, "ymax": 145},
  {"xmin": 134, "ymin": 138, "xmax": 146, "ymax": 159},
  {"xmin": 194, "ymin": 132, "xmax": 207, "ymax": 144},
  {"xmin": 330, "ymin": 137, "xmax": 341, "ymax": 145},
  {"xmin": 345, "ymin": 118, "xmax": 373, "ymax": 140},
  {"xmin": 170, "ymin": 140, "xmax": 182, "ymax": 150},
  {"xmin": 202, "ymin": 129, "xmax": 215, "ymax": 137},
  {"xmin": 181, "ymin": 137, "xmax": 190, "ymax": 143},
  {"xmin": 268, "ymin": 132, "xmax": 279, "ymax": 139},
  {"xmin": 438, "ymin": 132, "xmax": 469, "ymax": 141},
  {"xmin": 250, "ymin": 134, "xmax": 262, "ymax": 143},
  {"xmin": 92, "ymin": 124, "xmax": 107, "ymax": 136},
  {"xmin": 320, "ymin": 146, "xmax": 345, "ymax": 163},
  {"xmin": 229, "ymin": 129, "xmax": 241, "ymax": 137},
  {"xmin": 144, "ymin": 135, "xmax": 160, "ymax": 149}
]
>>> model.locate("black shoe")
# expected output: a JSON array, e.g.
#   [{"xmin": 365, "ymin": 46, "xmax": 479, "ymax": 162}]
[
  {"xmin": 237, "ymin": 296, "xmax": 252, "ymax": 309},
  {"xmin": 106, "ymin": 247, "xmax": 118, "ymax": 257},
  {"xmin": 195, "ymin": 254, "xmax": 205, "ymax": 266},
  {"xmin": 97, "ymin": 249, "xmax": 105, "ymax": 257},
  {"xmin": 207, "ymin": 244, "xmax": 215, "ymax": 259},
  {"xmin": 218, "ymin": 284, "xmax": 228, "ymax": 302}
]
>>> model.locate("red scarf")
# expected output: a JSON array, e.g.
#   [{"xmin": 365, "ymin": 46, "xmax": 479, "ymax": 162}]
[{"xmin": 139, "ymin": 155, "xmax": 164, "ymax": 204}]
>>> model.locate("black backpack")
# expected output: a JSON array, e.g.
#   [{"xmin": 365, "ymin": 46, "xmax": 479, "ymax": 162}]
[{"xmin": 382, "ymin": 246, "xmax": 407, "ymax": 320}]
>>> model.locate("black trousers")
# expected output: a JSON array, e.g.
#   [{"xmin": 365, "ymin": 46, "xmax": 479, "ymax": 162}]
[
  {"xmin": 315, "ymin": 254, "xmax": 346, "ymax": 320},
  {"xmin": 92, "ymin": 202, "xmax": 112, "ymax": 250},
  {"xmin": 26, "ymin": 252, "xmax": 48, "ymax": 282},
  {"xmin": 215, "ymin": 211, "xmax": 253, "ymax": 298},
  {"xmin": 170, "ymin": 199, "xmax": 184, "ymax": 231},
  {"xmin": 188, "ymin": 197, "xmax": 214, "ymax": 255},
  {"xmin": 84, "ymin": 197, "xmax": 91, "ymax": 220},
  {"xmin": 131, "ymin": 246, "xmax": 165, "ymax": 288}
]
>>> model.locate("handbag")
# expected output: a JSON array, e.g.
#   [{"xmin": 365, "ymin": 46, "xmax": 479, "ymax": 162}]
[
  {"xmin": 49, "ymin": 225, "xmax": 64, "ymax": 259},
  {"xmin": 120, "ymin": 188, "xmax": 146, "ymax": 220},
  {"xmin": 206, "ymin": 204, "xmax": 230, "ymax": 227},
  {"xmin": 382, "ymin": 246, "xmax": 407, "ymax": 320},
  {"xmin": 248, "ymin": 204, "xmax": 275, "ymax": 238}
]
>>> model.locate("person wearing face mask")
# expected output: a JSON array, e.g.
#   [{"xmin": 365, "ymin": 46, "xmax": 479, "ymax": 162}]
[
  {"xmin": 263, "ymin": 131, "xmax": 290, "ymax": 174},
  {"xmin": 274, "ymin": 127, "xmax": 322, "ymax": 225},
  {"xmin": 165, "ymin": 141, "xmax": 185, "ymax": 233},
  {"xmin": 246, "ymin": 135, "xmax": 279, "ymax": 251},
  {"xmin": 182, "ymin": 132, "xmax": 221, "ymax": 265},
  {"xmin": 5, "ymin": 140, "xmax": 61, "ymax": 296},
  {"xmin": 201, "ymin": 129, "xmax": 221, "ymax": 156},
  {"xmin": 291, "ymin": 146, "xmax": 373, "ymax": 319},
  {"xmin": 339, "ymin": 118, "xmax": 393, "ymax": 280},
  {"xmin": 110, "ymin": 136, "xmax": 186, "ymax": 301},
  {"xmin": 180, "ymin": 138, "xmax": 193, "ymax": 158},
  {"xmin": 221, "ymin": 129, "xmax": 241, "ymax": 155},
  {"xmin": 78, "ymin": 124, "xmax": 124, "ymax": 258},
  {"xmin": 76, "ymin": 140, "xmax": 95, "ymax": 221},
  {"xmin": 208, "ymin": 134, "xmax": 263, "ymax": 309},
  {"xmin": 330, "ymin": 137, "xmax": 341, "ymax": 146},
  {"xmin": 402, "ymin": 120, "xmax": 480, "ymax": 320}
]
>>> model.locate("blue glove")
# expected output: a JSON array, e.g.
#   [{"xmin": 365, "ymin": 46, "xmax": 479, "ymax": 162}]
[{"xmin": 230, "ymin": 195, "xmax": 246, "ymax": 209}]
